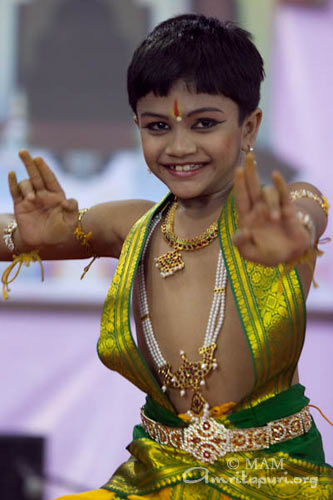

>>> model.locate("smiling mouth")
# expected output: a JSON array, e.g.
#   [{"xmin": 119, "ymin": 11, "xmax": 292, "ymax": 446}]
[{"xmin": 166, "ymin": 163, "xmax": 207, "ymax": 172}]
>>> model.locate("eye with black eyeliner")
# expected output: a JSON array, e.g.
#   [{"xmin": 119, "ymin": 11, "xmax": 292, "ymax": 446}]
[
  {"xmin": 143, "ymin": 121, "xmax": 170, "ymax": 132},
  {"xmin": 192, "ymin": 118, "xmax": 224, "ymax": 129}
]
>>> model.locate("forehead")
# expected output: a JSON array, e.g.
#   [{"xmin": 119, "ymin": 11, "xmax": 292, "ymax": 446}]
[{"xmin": 136, "ymin": 80, "xmax": 237, "ymax": 115}]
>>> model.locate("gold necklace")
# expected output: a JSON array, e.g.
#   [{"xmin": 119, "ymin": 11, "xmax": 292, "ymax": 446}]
[
  {"xmin": 158, "ymin": 344, "xmax": 218, "ymax": 415},
  {"xmin": 139, "ymin": 213, "xmax": 228, "ymax": 415},
  {"xmin": 155, "ymin": 201, "xmax": 219, "ymax": 278}
]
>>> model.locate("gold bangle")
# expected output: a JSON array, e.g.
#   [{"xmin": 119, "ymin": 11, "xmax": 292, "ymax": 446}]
[
  {"xmin": 73, "ymin": 208, "xmax": 98, "ymax": 279},
  {"xmin": 289, "ymin": 189, "xmax": 329, "ymax": 217},
  {"xmin": 74, "ymin": 208, "xmax": 93, "ymax": 248}
]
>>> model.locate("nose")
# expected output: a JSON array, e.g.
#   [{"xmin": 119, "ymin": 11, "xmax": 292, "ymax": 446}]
[{"xmin": 165, "ymin": 128, "xmax": 197, "ymax": 157}]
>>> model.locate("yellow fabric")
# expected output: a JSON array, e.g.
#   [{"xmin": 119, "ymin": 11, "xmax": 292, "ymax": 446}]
[
  {"xmin": 54, "ymin": 490, "xmax": 115, "ymax": 499},
  {"xmin": 54, "ymin": 487, "xmax": 233, "ymax": 499},
  {"xmin": 98, "ymin": 192, "xmax": 306, "ymax": 415},
  {"xmin": 98, "ymin": 195, "xmax": 174, "ymax": 412},
  {"xmin": 95, "ymin": 193, "xmax": 333, "ymax": 499},
  {"xmin": 104, "ymin": 424, "xmax": 332, "ymax": 499},
  {"xmin": 128, "ymin": 487, "xmax": 231, "ymax": 499},
  {"xmin": 219, "ymin": 194, "xmax": 306, "ymax": 410},
  {"xmin": 178, "ymin": 401, "xmax": 236, "ymax": 423}
]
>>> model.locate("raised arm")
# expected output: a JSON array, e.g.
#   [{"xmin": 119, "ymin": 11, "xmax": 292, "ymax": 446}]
[
  {"xmin": 233, "ymin": 152, "xmax": 328, "ymax": 296},
  {"xmin": 0, "ymin": 151, "xmax": 154, "ymax": 262}
]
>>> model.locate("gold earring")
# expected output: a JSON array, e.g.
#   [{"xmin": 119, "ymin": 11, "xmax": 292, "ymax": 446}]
[{"xmin": 245, "ymin": 146, "xmax": 256, "ymax": 167}]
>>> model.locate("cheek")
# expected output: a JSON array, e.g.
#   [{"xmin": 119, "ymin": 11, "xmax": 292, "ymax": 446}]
[
  {"xmin": 142, "ymin": 144, "xmax": 155, "ymax": 166},
  {"xmin": 222, "ymin": 129, "xmax": 241, "ymax": 148},
  {"xmin": 140, "ymin": 135, "xmax": 153, "ymax": 161},
  {"xmin": 209, "ymin": 134, "xmax": 241, "ymax": 169},
  {"xmin": 218, "ymin": 133, "xmax": 242, "ymax": 157},
  {"xmin": 141, "ymin": 136, "xmax": 163, "ymax": 165}
]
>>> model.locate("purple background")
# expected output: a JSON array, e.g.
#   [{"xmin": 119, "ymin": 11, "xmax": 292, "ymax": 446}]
[
  {"xmin": 271, "ymin": 1, "xmax": 333, "ymax": 311},
  {"xmin": 1, "ymin": 2, "xmax": 333, "ymax": 499},
  {"xmin": 0, "ymin": 308, "xmax": 332, "ymax": 499}
]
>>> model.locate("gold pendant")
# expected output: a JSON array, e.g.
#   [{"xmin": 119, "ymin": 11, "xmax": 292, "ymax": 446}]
[
  {"xmin": 155, "ymin": 250, "xmax": 185, "ymax": 278},
  {"xmin": 191, "ymin": 392, "xmax": 208, "ymax": 415},
  {"xmin": 158, "ymin": 344, "xmax": 218, "ymax": 415}
]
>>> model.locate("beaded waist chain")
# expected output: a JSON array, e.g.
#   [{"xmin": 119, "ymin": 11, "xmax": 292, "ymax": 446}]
[{"xmin": 141, "ymin": 406, "xmax": 312, "ymax": 464}]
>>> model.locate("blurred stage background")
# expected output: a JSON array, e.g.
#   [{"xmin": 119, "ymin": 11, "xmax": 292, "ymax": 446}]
[{"xmin": 0, "ymin": 0, "xmax": 332, "ymax": 498}]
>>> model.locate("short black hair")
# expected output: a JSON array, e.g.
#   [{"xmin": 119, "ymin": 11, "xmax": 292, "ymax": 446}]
[{"xmin": 127, "ymin": 14, "xmax": 265, "ymax": 123}]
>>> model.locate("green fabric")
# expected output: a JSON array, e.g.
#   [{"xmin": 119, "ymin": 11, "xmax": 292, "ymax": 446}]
[
  {"xmin": 143, "ymin": 384, "xmax": 308, "ymax": 428},
  {"xmin": 265, "ymin": 419, "xmax": 327, "ymax": 467},
  {"xmin": 228, "ymin": 384, "xmax": 309, "ymax": 428},
  {"xmin": 131, "ymin": 394, "xmax": 185, "ymax": 441},
  {"xmin": 144, "ymin": 393, "xmax": 186, "ymax": 427},
  {"xmin": 140, "ymin": 384, "xmax": 331, "ymax": 468}
]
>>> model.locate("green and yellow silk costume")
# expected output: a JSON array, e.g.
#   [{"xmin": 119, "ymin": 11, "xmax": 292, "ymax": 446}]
[{"xmin": 58, "ymin": 193, "xmax": 332, "ymax": 500}]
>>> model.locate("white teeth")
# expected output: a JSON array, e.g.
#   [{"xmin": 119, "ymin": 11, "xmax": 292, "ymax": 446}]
[{"xmin": 170, "ymin": 164, "xmax": 204, "ymax": 172}]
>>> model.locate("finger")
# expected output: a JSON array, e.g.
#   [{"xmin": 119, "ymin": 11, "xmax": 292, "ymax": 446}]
[
  {"xmin": 261, "ymin": 185, "xmax": 281, "ymax": 220},
  {"xmin": 281, "ymin": 204, "xmax": 308, "ymax": 238},
  {"xmin": 233, "ymin": 236, "xmax": 259, "ymax": 262},
  {"xmin": 279, "ymin": 204, "xmax": 314, "ymax": 255},
  {"xmin": 18, "ymin": 179, "xmax": 36, "ymax": 200},
  {"xmin": 8, "ymin": 171, "xmax": 23, "ymax": 203},
  {"xmin": 62, "ymin": 198, "xmax": 78, "ymax": 213},
  {"xmin": 272, "ymin": 171, "xmax": 290, "ymax": 207},
  {"xmin": 233, "ymin": 231, "xmax": 270, "ymax": 264},
  {"xmin": 239, "ymin": 244, "xmax": 265, "ymax": 264},
  {"xmin": 19, "ymin": 150, "xmax": 45, "ymax": 191},
  {"xmin": 234, "ymin": 167, "xmax": 251, "ymax": 217},
  {"xmin": 34, "ymin": 156, "xmax": 65, "ymax": 194},
  {"xmin": 233, "ymin": 227, "xmax": 252, "ymax": 247},
  {"xmin": 244, "ymin": 152, "xmax": 261, "ymax": 206}
]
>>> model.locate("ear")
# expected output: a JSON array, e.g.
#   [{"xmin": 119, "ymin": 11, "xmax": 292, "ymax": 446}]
[
  {"xmin": 133, "ymin": 115, "xmax": 139, "ymax": 126},
  {"xmin": 240, "ymin": 108, "xmax": 262, "ymax": 151}
]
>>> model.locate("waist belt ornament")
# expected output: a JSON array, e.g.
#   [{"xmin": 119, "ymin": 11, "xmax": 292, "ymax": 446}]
[{"xmin": 141, "ymin": 405, "xmax": 312, "ymax": 464}]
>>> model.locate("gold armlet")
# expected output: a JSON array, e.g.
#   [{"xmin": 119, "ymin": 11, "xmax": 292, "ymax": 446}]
[
  {"xmin": 74, "ymin": 208, "xmax": 98, "ymax": 279},
  {"xmin": 289, "ymin": 189, "xmax": 329, "ymax": 217},
  {"xmin": 1, "ymin": 250, "xmax": 44, "ymax": 300}
]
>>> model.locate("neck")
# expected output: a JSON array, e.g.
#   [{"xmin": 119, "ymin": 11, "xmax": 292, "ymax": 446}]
[{"xmin": 176, "ymin": 183, "xmax": 233, "ymax": 220}]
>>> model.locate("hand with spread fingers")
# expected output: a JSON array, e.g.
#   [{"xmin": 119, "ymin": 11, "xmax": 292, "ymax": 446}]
[
  {"xmin": 233, "ymin": 152, "xmax": 314, "ymax": 267},
  {"xmin": 8, "ymin": 150, "xmax": 79, "ymax": 250}
]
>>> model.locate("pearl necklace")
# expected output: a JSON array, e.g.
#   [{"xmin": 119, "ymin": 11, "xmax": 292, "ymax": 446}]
[{"xmin": 138, "ymin": 212, "xmax": 228, "ymax": 415}]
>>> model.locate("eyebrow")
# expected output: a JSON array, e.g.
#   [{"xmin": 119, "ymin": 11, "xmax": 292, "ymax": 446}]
[
  {"xmin": 188, "ymin": 107, "xmax": 225, "ymax": 117},
  {"xmin": 140, "ymin": 107, "xmax": 225, "ymax": 119}
]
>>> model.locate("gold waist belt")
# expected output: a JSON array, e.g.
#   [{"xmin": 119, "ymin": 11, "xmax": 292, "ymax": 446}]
[{"xmin": 141, "ymin": 406, "xmax": 312, "ymax": 464}]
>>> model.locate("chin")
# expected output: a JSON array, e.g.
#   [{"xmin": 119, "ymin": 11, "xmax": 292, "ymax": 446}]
[{"xmin": 169, "ymin": 188, "xmax": 208, "ymax": 201}]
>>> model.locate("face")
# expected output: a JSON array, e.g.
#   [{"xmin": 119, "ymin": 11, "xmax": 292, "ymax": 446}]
[{"xmin": 136, "ymin": 80, "xmax": 261, "ymax": 203}]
